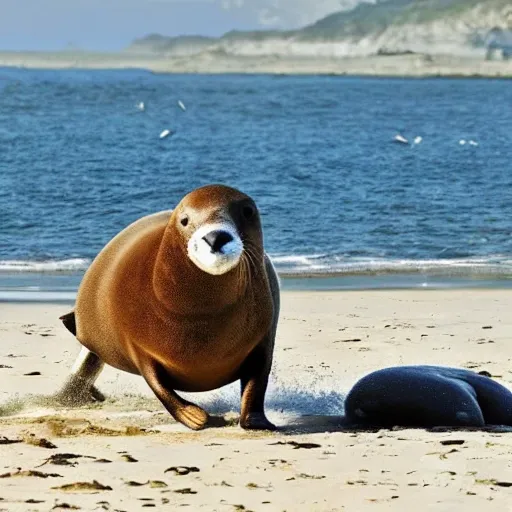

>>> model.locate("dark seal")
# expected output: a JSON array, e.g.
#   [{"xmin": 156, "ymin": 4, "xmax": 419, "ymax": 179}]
[{"xmin": 344, "ymin": 365, "xmax": 512, "ymax": 427}]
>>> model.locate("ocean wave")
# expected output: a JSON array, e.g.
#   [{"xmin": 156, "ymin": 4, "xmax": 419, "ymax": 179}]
[
  {"xmin": 1, "ymin": 254, "xmax": 512, "ymax": 279},
  {"xmin": 270, "ymin": 254, "xmax": 328, "ymax": 269},
  {"xmin": 0, "ymin": 258, "xmax": 91, "ymax": 273},
  {"xmin": 270, "ymin": 254, "xmax": 512, "ymax": 277}
]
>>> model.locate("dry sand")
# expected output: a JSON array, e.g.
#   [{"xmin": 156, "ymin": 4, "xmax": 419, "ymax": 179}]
[
  {"xmin": 1, "ymin": 289, "xmax": 512, "ymax": 511},
  {"xmin": 1, "ymin": 51, "xmax": 512, "ymax": 78}
]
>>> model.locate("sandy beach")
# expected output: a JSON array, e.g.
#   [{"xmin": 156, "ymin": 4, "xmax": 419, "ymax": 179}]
[
  {"xmin": 1, "ymin": 51, "xmax": 512, "ymax": 78},
  {"xmin": 1, "ymin": 289, "xmax": 512, "ymax": 511}
]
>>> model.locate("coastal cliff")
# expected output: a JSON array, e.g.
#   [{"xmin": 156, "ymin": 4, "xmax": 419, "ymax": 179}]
[{"xmin": 127, "ymin": 0, "xmax": 512, "ymax": 59}]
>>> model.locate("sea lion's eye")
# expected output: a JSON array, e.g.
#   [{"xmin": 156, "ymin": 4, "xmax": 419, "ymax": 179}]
[
  {"xmin": 180, "ymin": 216, "xmax": 189, "ymax": 227},
  {"xmin": 242, "ymin": 205, "xmax": 255, "ymax": 220}
]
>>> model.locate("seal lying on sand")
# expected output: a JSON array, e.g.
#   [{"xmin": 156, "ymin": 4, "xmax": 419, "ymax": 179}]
[
  {"xmin": 345, "ymin": 365, "xmax": 512, "ymax": 427},
  {"xmin": 58, "ymin": 184, "xmax": 280, "ymax": 431}
]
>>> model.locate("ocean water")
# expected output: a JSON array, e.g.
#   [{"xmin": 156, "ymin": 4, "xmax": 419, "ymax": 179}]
[{"xmin": 1, "ymin": 68, "xmax": 512, "ymax": 299}]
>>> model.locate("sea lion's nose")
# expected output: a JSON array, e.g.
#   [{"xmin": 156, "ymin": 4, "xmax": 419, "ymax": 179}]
[{"xmin": 203, "ymin": 230, "xmax": 234, "ymax": 253}]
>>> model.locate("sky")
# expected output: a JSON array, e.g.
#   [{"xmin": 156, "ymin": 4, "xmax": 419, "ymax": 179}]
[{"xmin": 0, "ymin": 0, "xmax": 369, "ymax": 51}]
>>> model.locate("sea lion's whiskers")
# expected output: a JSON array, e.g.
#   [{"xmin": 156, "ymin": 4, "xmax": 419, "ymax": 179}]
[
  {"xmin": 243, "ymin": 254, "xmax": 254, "ymax": 291},
  {"xmin": 244, "ymin": 245, "xmax": 260, "ymax": 274},
  {"xmin": 237, "ymin": 255, "xmax": 249, "ymax": 295}
]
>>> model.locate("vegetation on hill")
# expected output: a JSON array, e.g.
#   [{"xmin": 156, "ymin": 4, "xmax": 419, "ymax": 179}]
[
  {"xmin": 127, "ymin": 0, "xmax": 512, "ymax": 57},
  {"xmin": 297, "ymin": 0, "xmax": 511, "ymax": 41}
]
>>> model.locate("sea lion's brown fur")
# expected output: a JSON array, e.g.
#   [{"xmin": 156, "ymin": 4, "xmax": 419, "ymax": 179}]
[{"xmin": 58, "ymin": 185, "xmax": 279, "ymax": 430}]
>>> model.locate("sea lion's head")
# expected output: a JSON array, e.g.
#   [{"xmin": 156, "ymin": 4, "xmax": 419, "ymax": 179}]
[{"xmin": 172, "ymin": 185, "xmax": 263, "ymax": 276}]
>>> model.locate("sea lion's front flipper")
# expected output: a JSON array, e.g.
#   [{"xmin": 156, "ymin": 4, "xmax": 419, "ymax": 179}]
[
  {"xmin": 59, "ymin": 310, "xmax": 77, "ymax": 336},
  {"xmin": 239, "ymin": 342, "xmax": 277, "ymax": 431},
  {"xmin": 239, "ymin": 255, "xmax": 280, "ymax": 431},
  {"xmin": 140, "ymin": 361, "xmax": 209, "ymax": 431}
]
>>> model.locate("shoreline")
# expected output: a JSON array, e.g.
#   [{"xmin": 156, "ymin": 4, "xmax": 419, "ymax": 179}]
[
  {"xmin": 1, "ymin": 51, "xmax": 512, "ymax": 78},
  {"xmin": 0, "ymin": 271, "xmax": 511, "ymax": 304}
]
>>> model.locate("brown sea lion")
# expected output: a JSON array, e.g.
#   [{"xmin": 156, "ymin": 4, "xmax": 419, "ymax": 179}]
[{"xmin": 58, "ymin": 184, "xmax": 280, "ymax": 431}]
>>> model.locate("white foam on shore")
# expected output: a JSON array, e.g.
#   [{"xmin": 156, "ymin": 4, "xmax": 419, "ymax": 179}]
[
  {"xmin": 270, "ymin": 254, "xmax": 328, "ymax": 271},
  {"xmin": 0, "ymin": 258, "xmax": 90, "ymax": 273},
  {"xmin": 1, "ymin": 254, "xmax": 511, "ymax": 277},
  {"xmin": 270, "ymin": 254, "xmax": 512, "ymax": 276}
]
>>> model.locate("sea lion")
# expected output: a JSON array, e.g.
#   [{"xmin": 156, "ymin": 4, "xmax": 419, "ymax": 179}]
[
  {"xmin": 344, "ymin": 365, "xmax": 512, "ymax": 428},
  {"xmin": 58, "ymin": 184, "xmax": 280, "ymax": 431}
]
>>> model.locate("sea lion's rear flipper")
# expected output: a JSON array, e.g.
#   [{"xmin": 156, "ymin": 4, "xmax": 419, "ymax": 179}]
[
  {"xmin": 59, "ymin": 311, "xmax": 76, "ymax": 336},
  {"xmin": 56, "ymin": 347, "xmax": 106, "ymax": 406}
]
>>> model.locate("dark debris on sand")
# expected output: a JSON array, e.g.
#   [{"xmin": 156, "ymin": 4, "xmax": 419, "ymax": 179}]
[
  {"xmin": 51, "ymin": 480, "xmax": 113, "ymax": 492},
  {"xmin": 0, "ymin": 469, "xmax": 62, "ymax": 478},
  {"xmin": 269, "ymin": 441, "xmax": 322, "ymax": 449}
]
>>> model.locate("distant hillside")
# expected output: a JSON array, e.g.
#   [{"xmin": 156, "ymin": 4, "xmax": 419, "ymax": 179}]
[
  {"xmin": 299, "ymin": 0, "xmax": 510, "ymax": 39},
  {"xmin": 128, "ymin": 34, "xmax": 216, "ymax": 55},
  {"xmin": 127, "ymin": 0, "xmax": 512, "ymax": 59}
]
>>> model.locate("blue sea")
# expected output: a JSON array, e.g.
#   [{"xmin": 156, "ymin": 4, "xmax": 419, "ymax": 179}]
[{"xmin": 1, "ymin": 68, "xmax": 512, "ymax": 301}]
